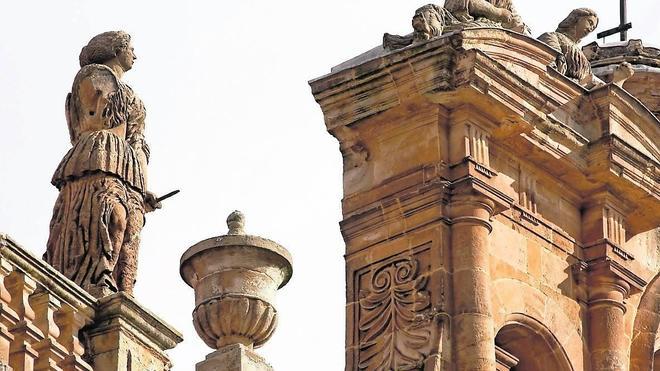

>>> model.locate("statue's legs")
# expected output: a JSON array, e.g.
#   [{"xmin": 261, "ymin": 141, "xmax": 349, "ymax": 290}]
[
  {"xmin": 109, "ymin": 203, "xmax": 127, "ymax": 269},
  {"xmin": 114, "ymin": 192, "xmax": 144, "ymax": 295}
]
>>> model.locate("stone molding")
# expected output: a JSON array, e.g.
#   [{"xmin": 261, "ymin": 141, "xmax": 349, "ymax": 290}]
[
  {"xmin": 311, "ymin": 29, "xmax": 659, "ymax": 242},
  {"xmin": 91, "ymin": 293, "xmax": 182, "ymax": 351}
]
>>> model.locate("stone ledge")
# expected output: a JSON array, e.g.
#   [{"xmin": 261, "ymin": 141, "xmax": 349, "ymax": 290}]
[{"xmin": 91, "ymin": 292, "xmax": 182, "ymax": 351}]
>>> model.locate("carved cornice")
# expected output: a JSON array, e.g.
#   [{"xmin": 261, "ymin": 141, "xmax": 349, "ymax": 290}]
[
  {"xmin": 340, "ymin": 180, "xmax": 448, "ymax": 255},
  {"xmin": 584, "ymin": 39, "xmax": 660, "ymax": 69},
  {"xmin": 312, "ymin": 29, "xmax": 659, "ymax": 240}
]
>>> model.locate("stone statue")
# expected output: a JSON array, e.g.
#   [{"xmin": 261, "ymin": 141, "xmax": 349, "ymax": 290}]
[
  {"xmin": 538, "ymin": 8, "xmax": 599, "ymax": 86},
  {"xmin": 45, "ymin": 31, "xmax": 160, "ymax": 297},
  {"xmin": 384, "ymin": 0, "xmax": 529, "ymax": 50},
  {"xmin": 444, "ymin": 0, "xmax": 527, "ymax": 33}
]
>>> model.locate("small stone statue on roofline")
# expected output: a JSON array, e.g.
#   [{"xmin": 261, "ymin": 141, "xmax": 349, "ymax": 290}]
[
  {"xmin": 539, "ymin": 8, "xmax": 634, "ymax": 89},
  {"xmin": 44, "ymin": 31, "xmax": 162, "ymax": 298},
  {"xmin": 538, "ymin": 8, "xmax": 599, "ymax": 87},
  {"xmin": 384, "ymin": 0, "xmax": 529, "ymax": 51}
]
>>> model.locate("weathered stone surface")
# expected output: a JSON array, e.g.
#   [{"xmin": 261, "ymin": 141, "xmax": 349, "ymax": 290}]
[
  {"xmin": 44, "ymin": 31, "xmax": 163, "ymax": 298},
  {"xmin": 310, "ymin": 25, "xmax": 659, "ymax": 371},
  {"xmin": 0, "ymin": 235, "xmax": 182, "ymax": 371},
  {"xmin": 384, "ymin": 0, "xmax": 529, "ymax": 51},
  {"xmin": 538, "ymin": 8, "xmax": 599, "ymax": 86},
  {"xmin": 82, "ymin": 292, "xmax": 182, "ymax": 371},
  {"xmin": 197, "ymin": 344, "xmax": 273, "ymax": 371},
  {"xmin": 181, "ymin": 212, "xmax": 293, "ymax": 370},
  {"xmin": 586, "ymin": 39, "xmax": 660, "ymax": 121}
]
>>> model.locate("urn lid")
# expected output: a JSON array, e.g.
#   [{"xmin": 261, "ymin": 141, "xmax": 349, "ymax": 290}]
[{"xmin": 179, "ymin": 211, "xmax": 293, "ymax": 288}]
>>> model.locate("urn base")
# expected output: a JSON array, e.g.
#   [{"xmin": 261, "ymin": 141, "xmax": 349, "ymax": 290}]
[{"xmin": 197, "ymin": 343, "xmax": 273, "ymax": 371}]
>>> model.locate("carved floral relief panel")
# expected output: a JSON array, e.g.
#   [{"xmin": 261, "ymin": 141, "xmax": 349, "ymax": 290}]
[{"xmin": 354, "ymin": 245, "xmax": 440, "ymax": 371}]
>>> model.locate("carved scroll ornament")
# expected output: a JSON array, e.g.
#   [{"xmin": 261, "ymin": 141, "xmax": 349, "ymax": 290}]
[{"xmin": 358, "ymin": 258, "xmax": 432, "ymax": 370}]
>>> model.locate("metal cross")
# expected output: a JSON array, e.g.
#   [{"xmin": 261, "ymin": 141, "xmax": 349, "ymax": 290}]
[{"xmin": 597, "ymin": 0, "xmax": 632, "ymax": 42}]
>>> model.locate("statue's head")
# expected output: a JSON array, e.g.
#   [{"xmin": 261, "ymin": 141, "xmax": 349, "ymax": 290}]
[
  {"xmin": 556, "ymin": 8, "xmax": 598, "ymax": 42},
  {"xmin": 412, "ymin": 4, "xmax": 444, "ymax": 42},
  {"xmin": 79, "ymin": 31, "xmax": 135, "ymax": 71}
]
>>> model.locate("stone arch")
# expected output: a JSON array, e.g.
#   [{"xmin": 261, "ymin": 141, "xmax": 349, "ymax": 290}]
[
  {"xmin": 495, "ymin": 313, "xmax": 573, "ymax": 371},
  {"xmin": 492, "ymin": 278, "xmax": 583, "ymax": 370},
  {"xmin": 630, "ymin": 272, "xmax": 660, "ymax": 371}
]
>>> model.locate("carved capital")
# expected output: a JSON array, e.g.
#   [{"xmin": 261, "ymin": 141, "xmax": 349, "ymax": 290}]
[{"xmin": 449, "ymin": 174, "xmax": 513, "ymax": 220}]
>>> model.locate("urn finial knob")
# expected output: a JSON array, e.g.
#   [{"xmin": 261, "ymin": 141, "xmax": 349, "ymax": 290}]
[{"xmin": 226, "ymin": 210, "xmax": 245, "ymax": 235}]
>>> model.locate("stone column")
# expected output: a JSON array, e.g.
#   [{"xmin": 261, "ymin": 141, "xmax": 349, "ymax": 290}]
[
  {"xmin": 54, "ymin": 304, "xmax": 91, "ymax": 371},
  {"xmin": 449, "ymin": 191, "xmax": 497, "ymax": 370},
  {"xmin": 586, "ymin": 264, "xmax": 630, "ymax": 371},
  {"xmin": 446, "ymin": 107, "xmax": 508, "ymax": 371},
  {"xmin": 581, "ymin": 194, "xmax": 646, "ymax": 371}
]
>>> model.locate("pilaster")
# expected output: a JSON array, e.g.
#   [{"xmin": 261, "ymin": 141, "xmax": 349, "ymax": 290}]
[
  {"xmin": 580, "ymin": 192, "xmax": 647, "ymax": 371},
  {"xmin": 448, "ymin": 162, "xmax": 512, "ymax": 371}
]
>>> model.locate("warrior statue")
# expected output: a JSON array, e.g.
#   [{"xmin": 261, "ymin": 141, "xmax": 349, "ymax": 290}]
[
  {"xmin": 384, "ymin": 0, "xmax": 529, "ymax": 50},
  {"xmin": 45, "ymin": 31, "xmax": 160, "ymax": 297}
]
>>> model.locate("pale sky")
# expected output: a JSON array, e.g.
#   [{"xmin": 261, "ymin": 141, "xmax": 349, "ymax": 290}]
[{"xmin": 1, "ymin": 1, "xmax": 659, "ymax": 370}]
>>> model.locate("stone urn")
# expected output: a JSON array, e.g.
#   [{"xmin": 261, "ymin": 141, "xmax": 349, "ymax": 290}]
[{"xmin": 180, "ymin": 211, "xmax": 293, "ymax": 355}]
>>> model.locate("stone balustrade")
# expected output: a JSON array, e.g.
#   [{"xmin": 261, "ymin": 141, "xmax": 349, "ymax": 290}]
[
  {"xmin": 0, "ymin": 233, "xmax": 182, "ymax": 371},
  {"xmin": 0, "ymin": 233, "xmax": 95, "ymax": 371}
]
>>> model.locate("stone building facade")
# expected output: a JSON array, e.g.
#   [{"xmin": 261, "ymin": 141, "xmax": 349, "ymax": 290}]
[{"xmin": 311, "ymin": 28, "xmax": 659, "ymax": 371}]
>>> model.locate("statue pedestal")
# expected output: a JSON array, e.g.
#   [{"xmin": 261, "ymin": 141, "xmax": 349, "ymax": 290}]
[
  {"xmin": 197, "ymin": 344, "xmax": 273, "ymax": 371},
  {"xmin": 83, "ymin": 293, "xmax": 182, "ymax": 370}
]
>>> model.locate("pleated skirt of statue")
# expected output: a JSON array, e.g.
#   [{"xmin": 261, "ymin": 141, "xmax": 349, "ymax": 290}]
[{"xmin": 46, "ymin": 173, "xmax": 142, "ymax": 292}]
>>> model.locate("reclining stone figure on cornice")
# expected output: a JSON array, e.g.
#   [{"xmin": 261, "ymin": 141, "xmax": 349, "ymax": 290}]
[{"xmin": 384, "ymin": 0, "xmax": 529, "ymax": 50}]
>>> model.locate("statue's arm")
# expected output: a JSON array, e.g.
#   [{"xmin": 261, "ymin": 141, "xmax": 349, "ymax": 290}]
[
  {"xmin": 467, "ymin": 0, "xmax": 512, "ymax": 24},
  {"xmin": 126, "ymin": 106, "xmax": 160, "ymax": 212},
  {"xmin": 125, "ymin": 97, "xmax": 152, "ymax": 202},
  {"xmin": 538, "ymin": 32, "xmax": 567, "ymax": 75},
  {"xmin": 126, "ymin": 100, "xmax": 149, "ymax": 165},
  {"xmin": 65, "ymin": 93, "xmax": 78, "ymax": 145},
  {"xmin": 505, "ymin": 2, "xmax": 529, "ymax": 34}
]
